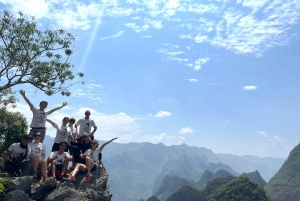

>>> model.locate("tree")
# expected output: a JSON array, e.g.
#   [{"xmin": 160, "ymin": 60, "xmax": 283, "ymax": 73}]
[
  {"xmin": 0, "ymin": 107, "xmax": 28, "ymax": 160},
  {"xmin": 207, "ymin": 177, "xmax": 269, "ymax": 201},
  {"xmin": 0, "ymin": 10, "xmax": 84, "ymax": 98}
]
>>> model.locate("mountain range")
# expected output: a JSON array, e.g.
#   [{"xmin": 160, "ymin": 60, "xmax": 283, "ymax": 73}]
[{"xmin": 43, "ymin": 135, "xmax": 284, "ymax": 201}]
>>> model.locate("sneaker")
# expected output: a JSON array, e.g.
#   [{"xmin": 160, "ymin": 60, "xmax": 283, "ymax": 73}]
[
  {"xmin": 58, "ymin": 175, "xmax": 66, "ymax": 181},
  {"xmin": 66, "ymin": 175, "xmax": 75, "ymax": 181},
  {"xmin": 84, "ymin": 174, "xmax": 92, "ymax": 182}
]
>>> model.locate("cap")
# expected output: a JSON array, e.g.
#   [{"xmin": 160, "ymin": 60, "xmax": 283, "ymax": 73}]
[
  {"xmin": 82, "ymin": 132, "xmax": 89, "ymax": 137},
  {"xmin": 23, "ymin": 134, "xmax": 32, "ymax": 139}
]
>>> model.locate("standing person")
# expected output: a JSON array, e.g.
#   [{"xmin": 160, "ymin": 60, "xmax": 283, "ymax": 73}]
[
  {"xmin": 67, "ymin": 137, "xmax": 117, "ymax": 182},
  {"xmin": 28, "ymin": 131, "xmax": 47, "ymax": 183},
  {"xmin": 19, "ymin": 90, "xmax": 68, "ymax": 142},
  {"xmin": 75, "ymin": 110, "xmax": 97, "ymax": 141},
  {"xmin": 68, "ymin": 118, "xmax": 78, "ymax": 159},
  {"xmin": 3, "ymin": 135, "xmax": 32, "ymax": 176},
  {"xmin": 46, "ymin": 117, "xmax": 72, "ymax": 152},
  {"xmin": 47, "ymin": 142, "xmax": 72, "ymax": 181}
]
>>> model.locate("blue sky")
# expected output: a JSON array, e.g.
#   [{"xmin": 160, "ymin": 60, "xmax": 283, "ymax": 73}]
[{"xmin": 1, "ymin": 0, "xmax": 300, "ymax": 158}]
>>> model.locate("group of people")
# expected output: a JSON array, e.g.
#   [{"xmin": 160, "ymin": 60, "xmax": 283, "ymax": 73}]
[{"xmin": 2, "ymin": 90, "xmax": 117, "ymax": 183}]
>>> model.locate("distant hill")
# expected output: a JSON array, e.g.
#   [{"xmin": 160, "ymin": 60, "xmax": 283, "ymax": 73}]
[
  {"xmin": 146, "ymin": 196, "xmax": 160, "ymax": 201},
  {"xmin": 152, "ymin": 155, "xmax": 237, "ymax": 194},
  {"xmin": 207, "ymin": 177, "xmax": 269, "ymax": 201},
  {"xmin": 154, "ymin": 169, "xmax": 234, "ymax": 201},
  {"xmin": 165, "ymin": 176, "xmax": 236, "ymax": 201},
  {"xmin": 265, "ymin": 143, "xmax": 300, "ymax": 201},
  {"xmin": 153, "ymin": 175, "xmax": 194, "ymax": 201},
  {"xmin": 196, "ymin": 169, "xmax": 214, "ymax": 189},
  {"xmin": 240, "ymin": 170, "xmax": 267, "ymax": 187}
]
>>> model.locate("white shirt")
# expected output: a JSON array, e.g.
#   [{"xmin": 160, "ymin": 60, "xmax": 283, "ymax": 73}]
[
  {"xmin": 68, "ymin": 125, "xmax": 78, "ymax": 144},
  {"xmin": 84, "ymin": 148, "xmax": 101, "ymax": 162},
  {"xmin": 53, "ymin": 124, "xmax": 72, "ymax": 144},
  {"xmin": 8, "ymin": 143, "xmax": 31, "ymax": 160},
  {"xmin": 28, "ymin": 142, "xmax": 46, "ymax": 158},
  {"xmin": 50, "ymin": 151, "xmax": 70, "ymax": 165},
  {"xmin": 76, "ymin": 119, "xmax": 96, "ymax": 136},
  {"xmin": 30, "ymin": 107, "xmax": 51, "ymax": 127}
]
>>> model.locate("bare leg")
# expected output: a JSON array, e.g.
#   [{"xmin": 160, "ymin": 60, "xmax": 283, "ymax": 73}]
[
  {"xmin": 51, "ymin": 161, "xmax": 56, "ymax": 177},
  {"xmin": 71, "ymin": 164, "xmax": 87, "ymax": 177},
  {"xmin": 32, "ymin": 155, "xmax": 40, "ymax": 172},
  {"xmin": 39, "ymin": 160, "xmax": 47, "ymax": 179},
  {"xmin": 85, "ymin": 157, "xmax": 94, "ymax": 176},
  {"xmin": 61, "ymin": 159, "xmax": 69, "ymax": 176}
]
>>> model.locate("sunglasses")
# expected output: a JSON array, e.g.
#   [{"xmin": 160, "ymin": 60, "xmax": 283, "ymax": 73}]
[
  {"xmin": 70, "ymin": 120, "xmax": 75, "ymax": 123},
  {"xmin": 91, "ymin": 143, "xmax": 97, "ymax": 145},
  {"xmin": 85, "ymin": 113, "xmax": 90, "ymax": 114},
  {"xmin": 34, "ymin": 135, "xmax": 41, "ymax": 137}
]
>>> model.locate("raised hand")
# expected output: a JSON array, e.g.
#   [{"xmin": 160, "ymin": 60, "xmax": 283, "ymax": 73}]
[
  {"xmin": 62, "ymin": 102, "xmax": 68, "ymax": 107},
  {"xmin": 19, "ymin": 90, "xmax": 25, "ymax": 96}
]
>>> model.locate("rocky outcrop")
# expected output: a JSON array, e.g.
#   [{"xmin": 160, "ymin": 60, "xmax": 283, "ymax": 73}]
[{"xmin": 1, "ymin": 163, "xmax": 112, "ymax": 201}]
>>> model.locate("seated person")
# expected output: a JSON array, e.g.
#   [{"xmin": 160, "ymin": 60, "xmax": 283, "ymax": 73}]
[
  {"xmin": 69, "ymin": 132, "xmax": 91, "ymax": 165},
  {"xmin": 47, "ymin": 141, "xmax": 72, "ymax": 181},
  {"xmin": 67, "ymin": 137, "xmax": 117, "ymax": 182},
  {"xmin": 3, "ymin": 134, "xmax": 32, "ymax": 176},
  {"xmin": 28, "ymin": 131, "xmax": 47, "ymax": 182}
]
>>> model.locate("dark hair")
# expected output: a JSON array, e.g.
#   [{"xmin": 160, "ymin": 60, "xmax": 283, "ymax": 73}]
[
  {"xmin": 40, "ymin": 101, "xmax": 48, "ymax": 105},
  {"xmin": 35, "ymin": 131, "xmax": 42, "ymax": 135},
  {"xmin": 70, "ymin": 118, "xmax": 76, "ymax": 122},
  {"xmin": 63, "ymin": 117, "xmax": 69, "ymax": 121},
  {"xmin": 59, "ymin": 141, "xmax": 68, "ymax": 147}
]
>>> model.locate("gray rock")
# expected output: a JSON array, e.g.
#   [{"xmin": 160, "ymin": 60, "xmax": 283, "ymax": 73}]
[
  {"xmin": 9, "ymin": 176, "xmax": 33, "ymax": 192},
  {"xmin": 57, "ymin": 180, "xmax": 75, "ymax": 190},
  {"xmin": 30, "ymin": 178, "xmax": 57, "ymax": 200},
  {"xmin": 85, "ymin": 189, "xmax": 100, "ymax": 201},
  {"xmin": 43, "ymin": 188, "xmax": 88, "ymax": 201},
  {"xmin": 5, "ymin": 190, "xmax": 29, "ymax": 201}
]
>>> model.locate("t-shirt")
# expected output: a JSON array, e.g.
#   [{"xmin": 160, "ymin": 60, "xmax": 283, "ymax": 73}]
[
  {"xmin": 30, "ymin": 107, "xmax": 51, "ymax": 127},
  {"xmin": 28, "ymin": 142, "xmax": 46, "ymax": 158},
  {"xmin": 8, "ymin": 143, "xmax": 31, "ymax": 161},
  {"xmin": 76, "ymin": 119, "xmax": 96, "ymax": 136},
  {"xmin": 68, "ymin": 125, "xmax": 78, "ymax": 144},
  {"xmin": 49, "ymin": 151, "xmax": 70, "ymax": 165},
  {"xmin": 83, "ymin": 148, "xmax": 101, "ymax": 162},
  {"xmin": 53, "ymin": 124, "xmax": 72, "ymax": 144}
]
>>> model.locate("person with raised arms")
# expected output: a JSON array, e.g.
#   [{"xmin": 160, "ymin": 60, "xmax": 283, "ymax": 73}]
[
  {"xmin": 28, "ymin": 131, "xmax": 47, "ymax": 183},
  {"xmin": 19, "ymin": 90, "xmax": 67, "ymax": 142},
  {"xmin": 46, "ymin": 117, "xmax": 72, "ymax": 152},
  {"xmin": 66, "ymin": 137, "xmax": 117, "ymax": 182},
  {"xmin": 47, "ymin": 141, "xmax": 72, "ymax": 181},
  {"xmin": 3, "ymin": 134, "xmax": 32, "ymax": 176}
]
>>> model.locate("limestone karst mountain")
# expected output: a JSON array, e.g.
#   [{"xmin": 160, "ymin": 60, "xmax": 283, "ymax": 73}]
[
  {"xmin": 265, "ymin": 142, "xmax": 300, "ymax": 201},
  {"xmin": 240, "ymin": 170, "xmax": 267, "ymax": 187}
]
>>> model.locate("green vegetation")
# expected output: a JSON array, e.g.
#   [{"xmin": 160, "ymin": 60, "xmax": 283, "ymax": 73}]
[
  {"xmin": 0, "ymin": 178, "xmax": 10, "ymax": 195},
  {"xmin": 207, "ymin": 177, "xmax": 269, "ymax": 201},
  {"xmin": 265, "ymin": 142, "xmax": 300, "ymax": 200},
  {"xmin": 0, "ymin": 9, "xmax": 83, "ymax": 99},
  {"xmin": 0, "ymin": 107, "xmax": 28, "ymax": 157},
  {"xmin": 240, "ymin": 170, "xmax": 267, "ymax": 186},
  {"xmin": 146, "ymin": 196, "xmax": 160, "ymax": 201},
  {"xmin": 166, "ymin": 185, "xmax": 200, "ymax": 201}
]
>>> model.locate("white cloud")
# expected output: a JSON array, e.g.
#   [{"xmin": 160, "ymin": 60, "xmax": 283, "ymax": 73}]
[
  {"xmin": 99, "ymin": 31, "xmax": 125, "ymax": 41},
  {"xmin": 141, "ymin": 35, "xmax": 153, "ymax": 38},
  {"xmin": 179, "ymin": 127, "xmax": 195, "ymax": 134},
  {"xmin": 154, "ymin": 111, "xmax": 172, "ymax": 118},
  {"xmin": 187, "ymin": 79, "xmax": 198, "ymax": 82},
  {"xmin": 194, "ymin": 35, "xmax": 208, "ymax": 43},
  {"xmin": 178, "ymin": 136, "xmax": 186, "ymax": 145},
  {"xmin": 9, "ymin": 102, "xmax": 143, "ymax": 140},
  {"xmin": 143, "ymin": 133, "xmax": 167, "ymax": 144},
  {"xmin": 194, "ymin": 57, "xmax": 210, "ymax": 70},
  {"xmin": 243, "ymin": 85, "xmax": 257, "ymax": 91},
  {"xmin": 257, "ymin": 131, "xmax": 287, "ymax": 150}
]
